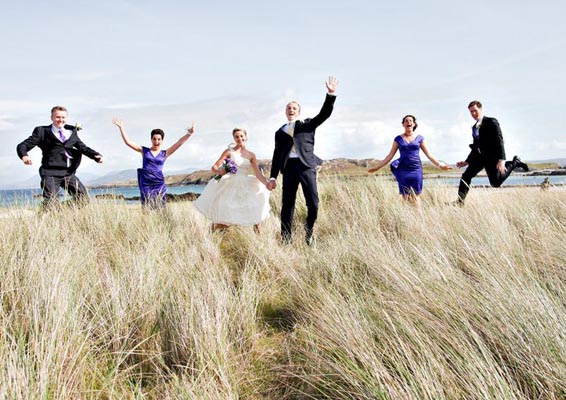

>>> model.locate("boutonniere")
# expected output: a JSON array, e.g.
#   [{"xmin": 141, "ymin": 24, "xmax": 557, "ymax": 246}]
[{"xmin": 75, "ymin": 123, "xmax": 82, "ymax": 131}]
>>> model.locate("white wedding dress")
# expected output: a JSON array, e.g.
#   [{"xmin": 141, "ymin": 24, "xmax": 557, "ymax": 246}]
[{"xmin": 193, "ymin": 149, "xmax": 270, "ymax": 225}]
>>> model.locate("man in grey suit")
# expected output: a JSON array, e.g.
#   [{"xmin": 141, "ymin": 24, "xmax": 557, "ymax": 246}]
[{"xmin": 267, "ymin": 76, "xmax": 338, "ymax": 245}]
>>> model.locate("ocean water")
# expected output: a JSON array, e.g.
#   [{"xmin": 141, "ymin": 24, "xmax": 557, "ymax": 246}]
[
  {"xmin": 0, "ymin": 185, "xmax": 205, "ymax": 208},
  {"xmin": 430, "ymin": 174, "xmax": 566, "ymax": 188},
  {"xmin": 1, "ymin": 175, "xmax": 564, "ymax": 208}
]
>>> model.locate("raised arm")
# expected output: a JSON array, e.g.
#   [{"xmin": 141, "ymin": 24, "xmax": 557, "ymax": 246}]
[
  {"xmin": 112, "ymin": 118, "xmax": 142, "ymax": 153},
  {"xmin": 165, "ymin": 121, "xmax": 196, "ymax": 158},
  {"xmin": 420, "ymin": 140, "xmax": 452, "ymax": 170},
  {"xmin": 367, "ymin": 141, "xmax": 399, "ymax": 173},
  {"xmin": 249, "ymin": 152, "xmax": 269, "ymax": 186},
  {"xmin": 304, "ymin": 76, "xmax": 339, "ymax": 129}
]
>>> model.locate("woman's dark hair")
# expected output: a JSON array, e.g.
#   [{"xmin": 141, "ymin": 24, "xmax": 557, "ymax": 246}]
[
  {"xmin": 150, "ymin": 129, "xmax": 164, "ymax": 139},
  {"xmin": 402, "ymin": 115, "xmax": 418, "ymax": 131}
]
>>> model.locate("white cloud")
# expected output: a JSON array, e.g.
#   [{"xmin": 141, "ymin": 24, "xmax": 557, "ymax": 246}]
[
  {"xmin": 49, "ymin": 71, "xmax": 117, "ymax": 82},
  {"xmin": 0, "ymin": 117, "xmax": 16, "ymax": 131},
  {"xmin": 0, "ymin": 101, "xmax": 50, "ymax": 115}
]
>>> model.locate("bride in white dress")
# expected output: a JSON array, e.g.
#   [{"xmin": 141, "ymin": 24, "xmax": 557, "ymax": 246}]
[{"xmin": 193, "ymin": 128, "xmax": 271, "ymax": 231}]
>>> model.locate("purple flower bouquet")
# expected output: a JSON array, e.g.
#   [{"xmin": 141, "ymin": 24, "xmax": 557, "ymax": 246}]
[{"xmin": 214, "ymin": 158, "xmax": 238, "ymax": 180}]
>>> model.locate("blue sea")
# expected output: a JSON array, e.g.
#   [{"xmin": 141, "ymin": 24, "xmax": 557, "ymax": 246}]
[
  {"xmin": 0, "ymin": 185, "xmax": 205, "ymax": 208},
  {"xmin": 430, "ymin": 174, "xmax": 566, "ymax": 188},
  {"xmin": 1, "ymin": 175, "xmax": 564, "ymax": 208}
]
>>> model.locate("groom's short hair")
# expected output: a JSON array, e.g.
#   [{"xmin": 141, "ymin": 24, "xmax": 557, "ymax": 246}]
[
  {"xmin": 468, "ymin": 100, "xmax": 482, "ymax": 109},
  {"xmin": 51, "ymin": 106, "xmax": 68, "ymax": 115},
  {"xmin": 287, "ymin": 101, "xmax": 301, "ymax": 112}
]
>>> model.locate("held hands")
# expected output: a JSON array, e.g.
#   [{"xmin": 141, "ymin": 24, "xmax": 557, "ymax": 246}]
[
  {"xmin": 326, "ymin": 76, "xmax": 339, "ymax": 94},
  {"xmin": 266, "ymin": 180, "xmax": 276, "ymax": 191}
]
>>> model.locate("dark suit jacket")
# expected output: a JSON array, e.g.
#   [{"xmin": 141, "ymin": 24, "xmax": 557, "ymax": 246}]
[
  {"xmin": 465, "ymin": 116, "xmax": 506, "ymax": 166},
  {"xmin": 270, "ymin": 94, "xmax": 336, "ymax": 179},
  {"xmin": 16, "ymin": 124, "xmax": 101, "ymax": 177}
]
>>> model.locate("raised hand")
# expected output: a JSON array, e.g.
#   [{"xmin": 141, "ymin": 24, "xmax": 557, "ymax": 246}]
[
  {"xmin": 326, "ymin": 76, "xmax": 339, "ymax": 94},
  {"xmin": 112, "ymin": 118, "xmax": 124, "ymax": 129},
  {"xmin": 186, "ymin": 121, "xmax": 196, "ymax": 135}
]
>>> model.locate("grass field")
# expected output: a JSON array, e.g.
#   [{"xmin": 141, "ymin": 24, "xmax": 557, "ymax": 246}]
[{"xmin": 1, "ymin": 178, "xmax": 565, "ymax": 399}]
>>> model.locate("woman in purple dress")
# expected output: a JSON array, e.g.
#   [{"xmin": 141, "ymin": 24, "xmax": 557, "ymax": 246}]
[
  {"xmin": 112, "ymin": 119, "xmax": 195, "ymax": 207},
  {"xmin": 368, "ymin": 115, "xmax": 451, "ymax": 203}
]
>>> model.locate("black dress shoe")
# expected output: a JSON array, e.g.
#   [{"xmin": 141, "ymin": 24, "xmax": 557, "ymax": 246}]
[{"xmin": 513, "ymin": 156, "xmax": 529, "ymax": 172}]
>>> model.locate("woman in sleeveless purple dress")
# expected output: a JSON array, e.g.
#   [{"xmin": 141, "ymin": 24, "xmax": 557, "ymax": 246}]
[
  {"xmin": 112, "ymin": 119, "xmax": 196, "ymax": 208},
  {"xmin": 368, "ymin": 115, "xmax": 451, "ymax": 203}
]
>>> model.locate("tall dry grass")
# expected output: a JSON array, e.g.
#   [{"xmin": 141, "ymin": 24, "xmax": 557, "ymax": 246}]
[{"xmin": 0, "ymin": 178, "xmax": 564, "ymax": 399}]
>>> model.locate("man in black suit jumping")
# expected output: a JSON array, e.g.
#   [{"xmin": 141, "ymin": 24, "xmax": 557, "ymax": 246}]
[
  {"xmin": 454, "ymin": 100, "xmax": 528, "ymax": 205},
  {"xmin": 17, "ymin": 106, "xmax": 103, "ymax": 208},
  {"xmin": 267, "ymin": 76, "xmax": 338, "ymax": 245}
]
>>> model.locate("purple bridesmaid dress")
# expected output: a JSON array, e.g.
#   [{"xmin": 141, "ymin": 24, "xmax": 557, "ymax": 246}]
[
  {"xmin": 137, "ymin": 146, "xmax": 167, "ymax": 207},
  {"xmin": 390, "ymin": 135, "xmax": 424, "ymax": 195}
]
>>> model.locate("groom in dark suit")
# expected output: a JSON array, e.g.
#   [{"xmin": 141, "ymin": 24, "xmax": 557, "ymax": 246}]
[
  {"xmin": 454, "ymin": 100, "xmax": 528, "ymax": 205},
  {"xmin": 17, "ymin": 106, "xmax": 103, "ymax": 207},
  {"xmin": 267, "ymin": 76, "xmax": 338, "ymax": 244}
]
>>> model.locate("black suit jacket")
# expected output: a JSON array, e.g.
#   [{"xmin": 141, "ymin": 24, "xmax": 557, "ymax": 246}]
[
  {"xmin": 465, "ymin": 116, "xmax": 506, "ymax": 166},
  {"xmin": 16, "ymin": 124, "xmax": 101, "ymax": 177},
  {"xmin": 270, "ymin": 94, "xmax": 336, "ymax": 179}
]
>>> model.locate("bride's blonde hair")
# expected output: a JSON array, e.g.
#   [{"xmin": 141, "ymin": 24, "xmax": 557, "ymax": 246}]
[{"xmin": 232, "ymin": 128, "xmax": 247, "ymax": 136}]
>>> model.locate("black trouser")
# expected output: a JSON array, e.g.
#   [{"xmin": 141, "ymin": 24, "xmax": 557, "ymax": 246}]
[
  {"xmin": 458, "ymin": 155, "xmax": 515, "ymax": 201},
  {"xmin": 281, "ymin": 158, "xmax": 319, "ymax": 240},
  {"xmin": 40, "ymin": 173, "xmax": 88, "ymax": 207}
]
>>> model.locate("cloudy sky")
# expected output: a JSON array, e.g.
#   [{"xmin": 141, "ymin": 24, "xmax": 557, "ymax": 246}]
[{"xmin": 2, "ymin": 0, "xmax": 565, "ymax": 187}]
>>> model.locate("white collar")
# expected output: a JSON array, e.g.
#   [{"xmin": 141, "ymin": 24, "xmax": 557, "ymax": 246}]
[{"xmin": 52, "ymin": 125, "xmax": 69, "ymax": 133}]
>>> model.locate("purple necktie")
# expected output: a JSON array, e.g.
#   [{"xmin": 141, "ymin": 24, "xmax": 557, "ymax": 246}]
[
  {"xmin": 57, "ymin": 129, "xmax": 72, "ymax": 161},
  {"xmin": 58, "ymin": 129, "xmax": 66, "ymax": 142},
  {"xmin": 472, "ymin": 125, "xmax": 479, "ymax": 139}
]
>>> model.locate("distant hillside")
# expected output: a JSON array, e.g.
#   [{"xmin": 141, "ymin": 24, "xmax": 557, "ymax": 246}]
[
  {"xmin": 528, "ymin": 158, "xmax": 566, "ymax": 166},
  {"xmin": 91, "ymin": 158, "xmax": 566, "ymax": 188},
  {"xmin": 87, "ymin": 169, "xmax": 137, "ymax": 187}
]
